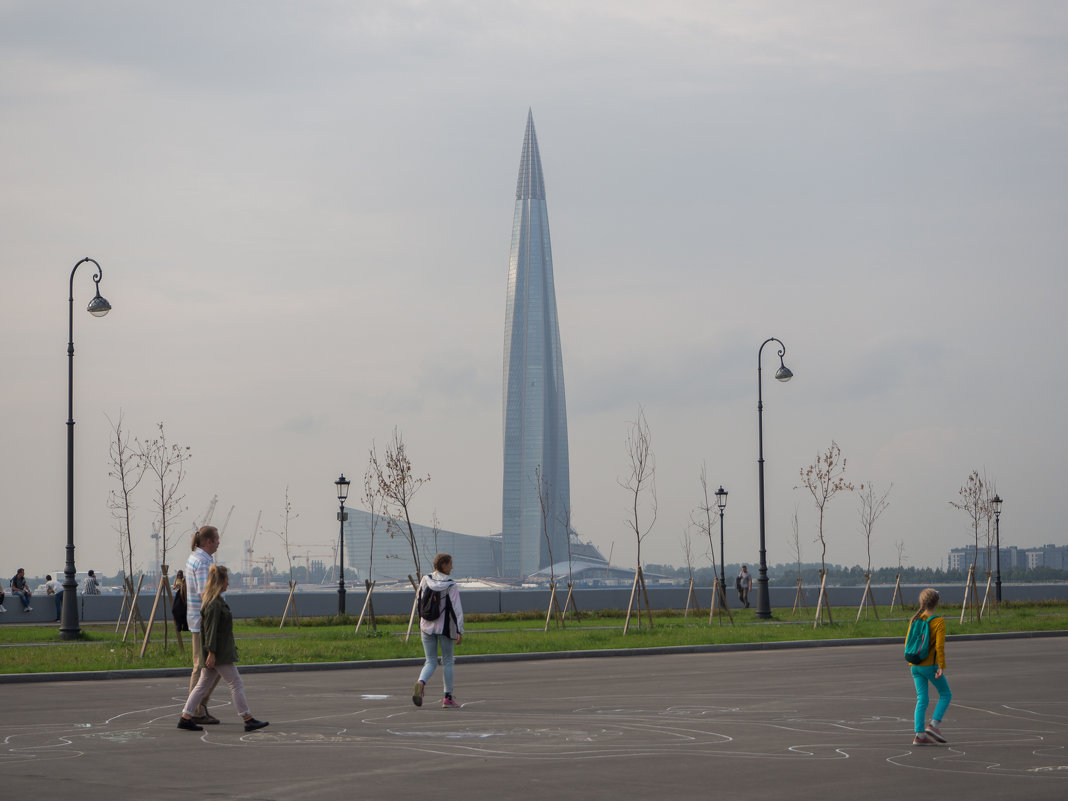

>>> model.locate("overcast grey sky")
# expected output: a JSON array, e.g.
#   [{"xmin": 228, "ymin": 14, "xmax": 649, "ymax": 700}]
[{"xmin": 2, "ymin": 1, "xmax": 1066, "ymax": 581}]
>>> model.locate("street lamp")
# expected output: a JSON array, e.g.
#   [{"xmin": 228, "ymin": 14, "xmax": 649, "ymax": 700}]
[
  {"xmin": 715, "ymin": 485, "xmax": 728, "ymax": 594},
  {"xmin": 756, "ymin": 337, "xmax": 793, "ymax": 620},
  {"xmin": 992, "ymin": 494, "xmax": 1003, "ymax": 602},
  {"xmin": 62, "ymin": 258, "xmax": 112, "ymax": 640},
  {"xmin": 335, "ymin": 474, "xmax": 350, "ymax": 614}
]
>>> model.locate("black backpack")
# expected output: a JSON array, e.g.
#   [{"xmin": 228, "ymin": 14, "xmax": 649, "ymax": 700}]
[{"xmin": 418, "ymin": 580, "xmax": 451, "ymax": 621}]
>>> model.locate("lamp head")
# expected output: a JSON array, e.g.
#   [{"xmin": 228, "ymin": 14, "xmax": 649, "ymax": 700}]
[
  {"xmin": 335, "ymin": 474, "xmax": 351, "ymax": 504},
  {"xmin": 87, "ymin": 285, "xmax": 111, "ymax": 317},
  {"xmin": 775, "ymin": 356, "xmax": 793, "ymax": 382},
  {"xmin": 715, "ymin": 485, "xmax": 728, "ymax": 511},
  {"xmin": 992, "ymin": 494, "xmax": 1002, "ymax": 517}
]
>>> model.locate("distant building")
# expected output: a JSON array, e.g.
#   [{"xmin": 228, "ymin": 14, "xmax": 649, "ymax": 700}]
[
  {"xmin": 341, "ymin": 508, "xmax": 500, "ymax": 583},
  {"xmin": 947, "ymin": 543, "xmax": 1065, "ymax": 572},
  {"xmin": 501, "ymin": 110, "xmax": 572, "ymax": 578}
]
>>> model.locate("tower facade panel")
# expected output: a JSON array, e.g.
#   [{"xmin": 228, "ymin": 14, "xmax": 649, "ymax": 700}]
[{"xmin": 502, "ymin": 111, "xmax": 571, "ymax": 578}]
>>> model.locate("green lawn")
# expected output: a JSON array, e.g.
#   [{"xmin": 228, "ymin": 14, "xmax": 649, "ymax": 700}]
[{"xmin": 2, "ymin": 601, "xmax": 1065, "ymax": 675}]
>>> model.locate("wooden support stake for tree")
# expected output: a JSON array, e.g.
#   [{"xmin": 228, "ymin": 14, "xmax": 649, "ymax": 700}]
[
  {"xmin": 855, "ymin": 573, "xmax": 880, "ymax": 622},
  {"xmin": 543, "ymin": 582, "xmax": 565, "ymax": 631},
  {"xmin": 813, "ymin": 570, "xmax": 834, "ymax": 628},
  {"xmin": 791, "ymin": 577, "xmax": 809, "ymax": 617},
  {"xmin": 639, "ymin": 567, "xmax": 654, "ymax": 629},
  {"xmin": 960, "ymin": 564, "xmax": 982, "ymax": 624},
  {"xmin": 119, "ymin": 574, "xmax": 146, "ymax": 640},
  {"xmin": 140, "ymin": 565, "xmax": 182, "ymax": 658},
  {"xmin": 562, "ymin": 581, "xmax": 580, "ymax": 621},
  {"xmin": 404, "ymin": 574, "xmax": 420, "ymax": 643},
  {"xmin": 279, "ymin": 580, "xmax": 300, "ymax": 629},
  {"xmin": 363, "ymin": 578, "xmax": 378, "ymax": 630},
  {"xmin": 355, "ymin": 580, "xmax": 377, "ymax": 634},
  {"xmin": 683, "ymin": 577, "xmax": 700, "ymax": 618},
  {"xmin": 623, "ymin": 568, "xmax": 641, "ymax": 635},
  {"xmin": 889, "ymin": 574, "xmax": 904, "ymax": 615},
  {"xmin": 708, "ymin": 577, "xmax": 734, "ymax": 626},
  {"xmin": 979, "ymin": 571, "xmax": 998, "ymax": 617}
]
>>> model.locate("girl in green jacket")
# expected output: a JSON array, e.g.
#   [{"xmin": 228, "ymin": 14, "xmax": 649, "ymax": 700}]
[{"xmin": 178, "ymin": 565, "xmax": 269, "ymax": 732}]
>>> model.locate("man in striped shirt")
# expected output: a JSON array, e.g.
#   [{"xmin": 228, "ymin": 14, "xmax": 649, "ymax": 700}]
[{"xmin": 186, "ymin": 525, "xmax": 222, "ymax": 724}]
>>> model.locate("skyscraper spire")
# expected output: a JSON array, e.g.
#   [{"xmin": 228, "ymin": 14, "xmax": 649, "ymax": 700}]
[{"xmin": 502, "ymin": 111, "xmax": 571, "ymax": 577}]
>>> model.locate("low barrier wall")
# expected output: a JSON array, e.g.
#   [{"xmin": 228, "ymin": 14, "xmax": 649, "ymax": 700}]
[{"xmin": 4, "ymin": 582, "xmax": 1067, "ymax": 624}]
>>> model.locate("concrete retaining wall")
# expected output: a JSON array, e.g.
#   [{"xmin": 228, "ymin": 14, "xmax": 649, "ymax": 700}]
[{"xmin": 4, "ymin": 582, "xmax": 1067, "ymax": 624}]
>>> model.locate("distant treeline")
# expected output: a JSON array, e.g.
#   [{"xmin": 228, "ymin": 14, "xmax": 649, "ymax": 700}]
[{"xmin": 646, "ymin": 562, "xmax": 1068, "ymax": 586}]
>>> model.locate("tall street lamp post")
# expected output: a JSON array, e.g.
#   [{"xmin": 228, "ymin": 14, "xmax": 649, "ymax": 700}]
[
  {"xmin": 62, "ymin": 258, "xmax": 112, "ymax": 640},
  {"xmin": 756, "ymin": 337, "xmax": 793, "ymax": 620},
  {"xmin": 992, "ymin": 494, "xmax": 1003, "ymax": 603},
  {"xmin": 335, "ymin": 474, "xmax": 350, "ymax": 615},
  {"xmin": 715, "ymin": 485, "xmax": 728, "ymax": 594}
]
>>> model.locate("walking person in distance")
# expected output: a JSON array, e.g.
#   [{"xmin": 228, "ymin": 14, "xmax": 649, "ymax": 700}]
[
  {"xmin": 907, "ymin": 588, "xmax": 952, "ymax": 745},
  {"xmin": 736, "ymin": 565, "xmax": 753, "ymax": 608},
  {"xmin": 177, "ymin": 565, "xmax": 268, "ymax": 732},
  {"xmin": 412, "ymin": 553, "xmax": 465, "ymax": 709}
]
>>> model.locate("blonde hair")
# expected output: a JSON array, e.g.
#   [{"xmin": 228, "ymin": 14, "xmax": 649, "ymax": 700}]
[
  {"xmin": 192, "ymin": 525, "xmax": 219, "ymax": 552},
  {"xmin": 202, "ymin": 565, "xmax": 229, "ymax": 608},
  {"xmin": 910, "ymin": 587, "xmax": 940, "ymax": 623}
]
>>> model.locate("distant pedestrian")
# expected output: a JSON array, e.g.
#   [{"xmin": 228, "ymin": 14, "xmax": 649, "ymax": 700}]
[
  {"xmin": 0, "ymin": 577, "xmax": 7, "ymax": 612},
  {"xmin": 172, "ymin": 570, "xmax": 189, "ymax": 632},
  {"xmin": 412, "ymin": 553, "xmax": 465, "ymax": 709},
  {"xmin": 186, "ymin": 525, "xmax": 222, "ymax": 724},
  {"xmin": 907, "ymin": 588, "xmax": 952, "ymax": 746},
  {"xmin": 45, "ymin": 575, "xmax": 64, "ymax": 621},
  {"xmin": 736, "ymin": 565, "xmax": 752, "ymax": 608},
  {"xmin": 10, "ymin": 568, "xmax": 33, "ymax": 612},
  {"xmin": 177, "ymin": 565, "xmax": 268, "ymax": 732},
  {"xmin": 81, "ymin": 570, "xmax": 101, "ymax": 595}
]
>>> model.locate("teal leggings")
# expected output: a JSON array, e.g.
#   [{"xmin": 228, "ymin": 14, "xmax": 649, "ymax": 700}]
[{"xmin": 911, "ymin": 665, "xmax": 952, "ymax": 733}]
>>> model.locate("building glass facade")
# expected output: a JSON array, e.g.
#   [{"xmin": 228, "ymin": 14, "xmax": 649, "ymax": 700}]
[{"xmin": 502, "ymin": 110, "xmax": 571, "ymax": 577}]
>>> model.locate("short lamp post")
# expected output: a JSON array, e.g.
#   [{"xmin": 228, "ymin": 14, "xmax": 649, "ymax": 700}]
[
  {"xmin": 335, "ymin": 474, "xmax": 350, "ymax": 615},
  {"xmin": 756, "ymin": 337, "xmax": 793, "ymax": 620},
  {"xmin": 715, "ymin": 485, "xmax": 728, "ymax": 593},
  {"xmin": 992, "ymin": 494, "xmax": 1003, "ymax": 603},
  {"xmin": 62, "ymin": 258, "xmax": 112, "ymax": 641}
]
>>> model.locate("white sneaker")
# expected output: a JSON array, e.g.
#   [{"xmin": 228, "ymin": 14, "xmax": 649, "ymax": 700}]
[
  {"xmin": 0, "ymin": 604, "xmax": 7, "ymax": 612},
  {"xmin": 25, "ymin": 606, "xmax": 33, "ymax": 612}
]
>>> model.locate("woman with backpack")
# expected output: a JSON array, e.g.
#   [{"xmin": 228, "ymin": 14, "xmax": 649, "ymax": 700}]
[
  {"xmin": 412, "ymin": 553, "xmax": 464, "ymax": 709},
  {"xmin": 907, "ymin": 587, "xmax": 952, "ymax": 745}
]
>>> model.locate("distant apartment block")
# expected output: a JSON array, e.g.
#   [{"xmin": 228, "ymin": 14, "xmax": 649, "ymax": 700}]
[{"xmin": 947, "ymin": 543, "xmax": 1067, "ymax": 572}]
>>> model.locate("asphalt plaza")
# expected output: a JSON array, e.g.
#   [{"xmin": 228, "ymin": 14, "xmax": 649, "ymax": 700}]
[{"xmin": 1, "ymin": 637, "xmax": 1066, "ymax": 800}]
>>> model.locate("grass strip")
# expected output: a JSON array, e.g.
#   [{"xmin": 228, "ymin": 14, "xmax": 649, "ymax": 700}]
[{"xmin": 1, "ymin": 601, "xmax": 1065, "ymax": 675}]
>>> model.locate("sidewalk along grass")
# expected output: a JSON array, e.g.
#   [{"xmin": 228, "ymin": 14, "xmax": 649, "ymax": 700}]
[{"xmin": 1, "ymin": 602, "xmax": 1066, "ymax": 675}]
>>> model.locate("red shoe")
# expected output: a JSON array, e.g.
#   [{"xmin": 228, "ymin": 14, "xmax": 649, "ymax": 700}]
[{"xmin": 442, "ymin": 697, "xmax": 461, "ymax": 708}]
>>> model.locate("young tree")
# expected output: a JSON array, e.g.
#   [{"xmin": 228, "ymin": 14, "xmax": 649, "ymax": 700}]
[
  {"xmin": 139, "ymin": 422, "xmax": 191, "ymax": 571},
  {"xmin": 106, "ymin": 411, "xmax": 147, "ymax": 583},
  {"xmin": 789, "ymin": 503, "xmax": 803, "ymax": 583},
  {"xmin": 982, "ymin": 472, "xmax": 999, "ymax": 571},
  {"xmin": 857, "ymin": 483, "xmax": 893, "ymax": 575},
  {"xmin": 619, "ymin": 406, "xmax": 656, "ymax": 634},
  {"xmin": 534, "ymin": 465, "xmax": 560, "ymax": 585},
  {"xmin": 362, "ymin": 453, "xmax": 383, "ymax": 584},
  {"xmin": 797, "ymin": 441, "xmax": 858, "ymax": 577},
  {"xmin": 950, "ymin": 470, "xmax": 985, "ymax": 570},
  {"xmin": 270, "ymin": 486, "xmax": 298, "ymax": 583},
  {"xmin": 620, "ymin": 406, "xmax": 656, "ymax": 571},
  {"xmin": 690, "ymin": 462, "xmax": 721, "ymax": 586},
  {"xmin": 369, "ymin": 427, "xmax": 430, "ymax": 580}
]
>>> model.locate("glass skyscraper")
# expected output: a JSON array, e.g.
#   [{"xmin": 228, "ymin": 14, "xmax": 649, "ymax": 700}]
[{"xmin": 502, "ymin": 110, "xmax": 571, "ymax": 577}]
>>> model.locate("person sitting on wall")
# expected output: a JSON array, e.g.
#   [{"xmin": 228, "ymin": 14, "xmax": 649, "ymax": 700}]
[
  {"xmin": 10, "ymin": 568, "xmax": 33, "ymax": 612},
  {"xmin": 81, "ymin": 570, "xmax": 101, "ymax": 595}
]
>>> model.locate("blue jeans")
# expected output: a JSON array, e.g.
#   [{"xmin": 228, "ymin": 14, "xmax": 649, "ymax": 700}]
[
  {"xmin": 51, "ymin": 590, "xmax": 63, "ymax": 620},
  {"xmin": 419, "ymin": 633, "xmax": 455, "ymax": 694},
  {"xmin": 911, "ymin": 665, "xmax": 952, "ymax": 733}
]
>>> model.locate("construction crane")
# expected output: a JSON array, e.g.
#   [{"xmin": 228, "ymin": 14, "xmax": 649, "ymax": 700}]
[
  {"xmin": 243, "ymin": 511, "xmax": 262, "ymax": 586},
  {"xmin": 218, "ymin": 505, "xmax": 235, "ymax": 537},
  {"xmin": 192, "ymin": 494, "xmax": 219, "ymax": 534}
]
